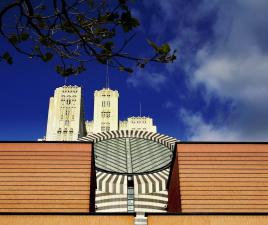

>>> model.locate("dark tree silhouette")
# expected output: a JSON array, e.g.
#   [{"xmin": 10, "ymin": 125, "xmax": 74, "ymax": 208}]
[{"xmin": 0, "ymin": 0, "xmax": 176, "ymax": 76}]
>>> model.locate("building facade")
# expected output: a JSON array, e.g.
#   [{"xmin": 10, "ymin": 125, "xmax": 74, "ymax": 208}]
[
  {"xmin": 1, "ymin": 141, "xmax": 268, "ymax": 225},
  {"xmin": 84, "ymin": 88, "xmax": 157, "ymax": 135},
  {"xmin": 80, "ymin": 130, "xmax": 177, "ymax": 225},
  {"xmin": 92, "ymin": 88, "xmax": 119, "ymax": 133},
  {"xmin": 119, "ymin": 117, "xmax": 157, "ymax": 133},
  {"xmin": 45, "ymin": 86, "xmax": 157, "ymax": 140},
  {"xmin": 45, "ymin": 85, "xmax": 86, "ymax": 141}
]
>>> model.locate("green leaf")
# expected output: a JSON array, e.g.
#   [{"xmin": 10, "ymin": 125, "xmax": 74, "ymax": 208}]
[
  {"xmin": 87, "ymin": 0, "xmax": 94, "ymax": 8},
  {"xmin": 130, "ymin": 17, "xmax": 139, "ymax": 27},
  {"xmin": 39, "ymin": 36, "xmax": 50, "ymax": 46},
  {"xmin": 147, "ymin": 39, "xmax": 160, "ymax": 52},
  {"xmin": 76, "ymin": 64, "xmax": 86, "ymax": 74},
  {"xmin": 8, "ymin": 35, "xmax": 19, "ymax": 44},
  {"xmin": 55, "ymin": 65, "xmax": 75, "ymax": 77},
  {"xmin": 120, "ymin": 11, "xmax": 140, "ymax": 32},
  {"xmin": 34, "ymin": 45, "xmax": 41, "ymax": 53},
  {"xmin": 62, "ymin": 21, "xmax": 75, "ymax": 33},
  {"xmin": 119, "ymin": 66, "xmax": 133, "ymax": 73},
  {"xmin": 2, "ymin": 52, "xmax": 13, "ymax": 64},
  {"xmin": 107, "ymin": 12, "xmax": 119, "ymax": 21},
  {"xmin": 55, "ymin": 65, "xmax": 63, "ymax": 74},
  {"xmin": 96, "ymin": 56, "xmax": 107, "ymax": 64},
  {"xmin": 137, "ymin": 61, "xmax": 145, "ymax": 68},
  {"xmin": 41, "ymin": 52, "xmax": 53, "ymax": 62},
  {"xmin": 20, "ymin": 32, "xmax": 29, "ymax": 41},
  {"xmin": 147, "ymin": 40, "xmax": 171, "ymax": 55},
  {"xmin": 98, "ymin": 14, "xmax": 110, "ymax": 22},
  {"xmin": 103, "ymin": 42, "xmax": 113, "ymax": 51},
  {"xmin": 159, "ymin": 43, "xmax": 171, "ymax": 54},
  {"xmin": 38, "ymin": 20, "xmax": 46, "ymax": 29}
]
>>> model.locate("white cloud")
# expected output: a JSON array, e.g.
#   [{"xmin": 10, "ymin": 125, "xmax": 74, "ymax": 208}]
[
  {"xmin": 146, "ymin": 0, "xmax": 268, "ymax": 140},
  {"xmin": 127, "ymin": 69, "xmax": 167, "ymax": 91},
  {"xmin": 180, "ymin": 108, "xmax": 239, "ymax": 141},
  {"xmin": 194, "ymin": 50, "xmax": 268, "ymax": 101},
  {"xmin": 190, "ymin": 0, "xmax": 268, "ymax": 140}
]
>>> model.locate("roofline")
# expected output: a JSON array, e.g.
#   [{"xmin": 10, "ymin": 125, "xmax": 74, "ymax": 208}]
[
  {"xmin": 177, "ymin": 141, "xmax": 268, "ymax": 144},
  {"xmin": 0, "ymin": 141, "xmax": 93, "ymax": 144},
  {"xmin": 0, "ymin": 212, "xmax": 136, "ymax": 216},
  {"xmin": 166, "ymin": 141, "xmax": 268, "ymax": 189},
  {"xmin": 145, "ymin": 212, "xmax": 268, "ymax": 216}
]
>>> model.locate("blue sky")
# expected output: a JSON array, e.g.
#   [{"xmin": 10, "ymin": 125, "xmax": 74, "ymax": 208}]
[{"xmin": 1, "ymin": 0, "xmax": 268, "ymax": 141}]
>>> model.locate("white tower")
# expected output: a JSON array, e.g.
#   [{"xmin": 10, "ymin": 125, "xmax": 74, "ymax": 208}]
[
  {"xmin": 93, "ymin": 88, "xmax": 119, "ymax": 133},
  {"xmin": 46, "ymin": 85, "xmax": 86, "ymax": 141}
]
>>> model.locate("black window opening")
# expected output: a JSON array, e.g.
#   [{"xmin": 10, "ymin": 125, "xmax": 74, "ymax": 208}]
[{"xmin": 127, "ymin": 175, "xmax": 135, "ymax": 212}]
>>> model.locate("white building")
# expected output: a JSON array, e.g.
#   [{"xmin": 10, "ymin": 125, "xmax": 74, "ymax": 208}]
[
  {"xmin": 119, "ymin": 116, "xmax": 157, "ymax": 133},
  {"xmin": 45, "ymin": 85, "xmax": 86, "ymax": 141},
  {"xmin": 92, "ymin": 88, "xmax": 119, "ymax": 133},
  {"xmin": 45, "ymin": 85, "xmax": 157, "ymax": 140}
]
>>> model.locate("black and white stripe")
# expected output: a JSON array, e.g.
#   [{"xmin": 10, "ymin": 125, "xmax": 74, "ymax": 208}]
[
  {"xmin": 79, "ymin": 130, "xmax": 177, "ymax": 150},
  {"xmin": 79, "ymin": 131, "xmax": 178, "ymax": 225},
  {"xmin": 96, "ymin": 171, "xmax": 127, "ymax": 194},
  {"xmin": 94, "ymin": 170, "xmax": 169, "ymax": 216},
  {"xmin": 134, "ymin": 169, "xmax": 169, "ymax": 194},
  {"xmin": 80, "ymin": 131, "xmax": 177, "ymax": 174}
]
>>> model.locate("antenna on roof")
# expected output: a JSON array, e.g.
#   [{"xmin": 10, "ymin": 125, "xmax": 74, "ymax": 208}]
[
  {"xmin": 106, "ymin": 60, "xmax": 110, "ymax": 89},
  {"xmin": 139, "ymin": 101, "xmax": 142, "ymax": 117}
]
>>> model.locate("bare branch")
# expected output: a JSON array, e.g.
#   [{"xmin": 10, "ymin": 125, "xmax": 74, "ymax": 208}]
[{"xmin": 0, "ymin": 0, "xmax": 176, "ymax": 76}]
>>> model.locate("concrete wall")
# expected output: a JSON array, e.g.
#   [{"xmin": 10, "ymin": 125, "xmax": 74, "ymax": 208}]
[
  {"xmin": 148, "ymin": 215, "xmax": 268, "ymax": 225},
  {"xmin": 168, "ymin": 143, "xmax": 268, "ymax": 213},
  {"xmin": 0, "ymin": 215, "xmax": 134, "ymax": 225},
  {"xmin": 0, "ymin": 142, "xmax": 94, "ymax": 213}
]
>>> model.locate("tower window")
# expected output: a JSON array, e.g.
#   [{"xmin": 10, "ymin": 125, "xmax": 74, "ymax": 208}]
[{"xmin": 101, "ymin": 111, "xmax": 111, "ymax": 118}]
